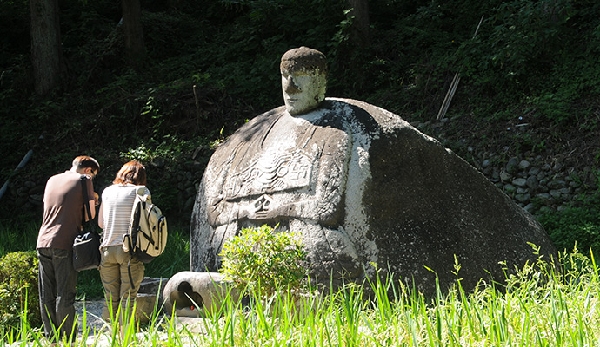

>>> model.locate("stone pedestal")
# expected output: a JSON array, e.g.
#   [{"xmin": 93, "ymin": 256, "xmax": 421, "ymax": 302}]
[{"xmin": 136, "ymin": 277, "xmax": 167, "ymax": 323}]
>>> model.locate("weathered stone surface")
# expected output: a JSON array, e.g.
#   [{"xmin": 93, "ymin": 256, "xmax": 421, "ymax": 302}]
[
  {"xmin": 162, "ymin": 272, "xmax": 238, "ymax": 317},
  {"xmin": 136, "ymin": 293, "xmax": 158, "ymax": 323},
  {"xmin": 190, "ymin": 97, "xmax": 556, "ymax": 295},
  {"xmin": 139, "ymin": 277, "xmax": 168, "ymax": 296},
  {"xmin": 135, "ymin": 277, "xmax": 167, "ymax": 323}
]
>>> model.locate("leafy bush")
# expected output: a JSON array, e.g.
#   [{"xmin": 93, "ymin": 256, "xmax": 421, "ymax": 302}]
[
  {"xmin": 539, "ymin": 205, "xmax": 600, "ymax": 256},
  {"xmin": 76, "ymin": 270, "xmax": 104, "ymax": 300},
  {"xmin": 219, "ymin": 225, "xmax": 308, "ymax": 297},
  {"xmin": 143, "ymin": 227, "xmax": 190, "ymax": 278},
  {"xmin": 538, "ymin": 179, "xmax": 600, "ymax": 256},
  {"xmin": 0, "ymin": 251, "xmax": 41, "ymax": 331}
]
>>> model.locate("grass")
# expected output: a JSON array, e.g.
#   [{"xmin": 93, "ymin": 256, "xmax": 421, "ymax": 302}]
[
  {"xmin": 0, "ymin": 217, "xmax": 39, "ymax": 256},
  {"xmin": 3, "ymin": 219, "xmax": 600, "ymax": 346},
  {"xmin": 3, "ymin": 247, "xmax": 600, "ymax": 346}
]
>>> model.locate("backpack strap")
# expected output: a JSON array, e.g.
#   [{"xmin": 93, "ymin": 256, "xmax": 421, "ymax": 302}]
[
  {"xmin": 127, "ymin": 258, "xmax": 135, "ymax": 292},
  {"xmin": 80, "ymin": 176, "xmax": 92, "ymax": 234},
  {"xmin": 127, "ymin": 186, "xmax": 146, "ymax": 291},
  {"xmin": 136, "ymin": 185, "xmax": 151, "ymax": 203}
]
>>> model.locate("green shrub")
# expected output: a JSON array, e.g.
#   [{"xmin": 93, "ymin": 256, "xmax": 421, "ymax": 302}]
[
  {"xmin": 77, "ymin": 270, "xmax": 104, "ymax": 300},
  {"xmin": 539, "ymin": 188, "xmax": 600, "ymax": 256},
  {"xmin": 0, "ymin": 251, "xmax": 41, "ymax": 331},
  {"xmin": 144, "ymin": 227, "xmax": 191, "ymax": 278},
  {"xmin": 219, "ymin": 225, "xmax": 308, "ymax": 297}
]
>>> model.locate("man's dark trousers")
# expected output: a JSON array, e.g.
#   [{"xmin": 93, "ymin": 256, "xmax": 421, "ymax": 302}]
[{"xmin": 37, "ymin": 248, "xmax": 78, "ymax": 342}]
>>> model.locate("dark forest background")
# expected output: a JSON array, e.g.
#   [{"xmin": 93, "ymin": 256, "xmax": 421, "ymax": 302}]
[{"xmin": 1, "ymin": 0, "xmax": 599, "ymax": 242}]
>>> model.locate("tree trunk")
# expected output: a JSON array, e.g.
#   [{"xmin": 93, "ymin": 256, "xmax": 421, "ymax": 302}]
[
  {"xmin": 122, "ymin": 0, "xmax": 145, "ymax": 68},
  {"xmin": 30, "ymin": 0, "xmax": 63, "ymax": 96},
  {"xmin": 347, "ymin": 0, "xmax": 370, "ymax": 48}
]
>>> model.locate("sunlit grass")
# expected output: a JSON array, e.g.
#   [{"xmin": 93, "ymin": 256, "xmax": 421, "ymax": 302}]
[
  {"xmin": 2, "ymin": 219, "xmax": 600, "ymax": 346},
  {"xmin": 4, "ymin": 247, "xmax": 600, "ymax": 346}
]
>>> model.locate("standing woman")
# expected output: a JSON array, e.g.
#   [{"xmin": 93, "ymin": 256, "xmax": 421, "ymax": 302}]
[{"xmin": 97, "ymin": 160, "xmax": 149, "ymax": 322}]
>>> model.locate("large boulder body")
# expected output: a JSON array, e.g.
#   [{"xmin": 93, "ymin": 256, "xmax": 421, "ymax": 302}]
[{"xmin": 191, "ymin": 97, "xmax": 556, "ymax": 294}]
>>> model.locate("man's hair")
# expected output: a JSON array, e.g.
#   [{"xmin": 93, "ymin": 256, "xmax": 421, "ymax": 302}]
[
  {"xmin": 72, "ymin": 155, "xmax": 99, "ymax": 172},
  {"xmin": 280, "ymin": 46, "xmax": 327, "ymax": 75},
  {"xmin": 113, "ymin": 160, "xmax": 147, "ymax": 186}
]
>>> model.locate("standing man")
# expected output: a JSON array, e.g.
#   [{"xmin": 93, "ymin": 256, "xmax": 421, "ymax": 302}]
[{"xmin": 37, "ymin": 155, "xmax": 99, "ymax": 343}]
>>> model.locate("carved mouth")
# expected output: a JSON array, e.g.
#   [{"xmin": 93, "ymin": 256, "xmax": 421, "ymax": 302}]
[{"xmin": 285, "ymin": 98, "xmax": 298, "ymax": 105}]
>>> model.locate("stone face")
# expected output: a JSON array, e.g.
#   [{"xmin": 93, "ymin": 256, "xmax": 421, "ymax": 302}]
[{"xmin": 190, "ymin": 97, "xmax": 556, "ymax": 295}]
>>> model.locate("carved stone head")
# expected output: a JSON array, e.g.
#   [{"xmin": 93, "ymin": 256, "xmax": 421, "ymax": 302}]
[{"xmin": 280, "ymin": 47, "xmax": 328, "ymax": 115}]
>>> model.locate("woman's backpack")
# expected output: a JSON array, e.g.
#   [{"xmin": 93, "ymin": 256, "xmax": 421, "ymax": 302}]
[{"xmin": 124, "ymin": 187, "xmax": 168, "ymax": 263}]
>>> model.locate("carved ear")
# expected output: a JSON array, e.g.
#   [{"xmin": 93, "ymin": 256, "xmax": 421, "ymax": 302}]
[
  {"xmin": 171, "ymin": 281, "xmax": 204, "ymax": 309},
  {"xmin": 190, "ymin": 292, "xmax": 204, "ymax": 307},
  {"xmin": 169, "ymin": 291, "xmax": 193, "ymax": 309},
  {"xmin": 177, "ymin": 281, "xmax": 193, "ymax": 292}
]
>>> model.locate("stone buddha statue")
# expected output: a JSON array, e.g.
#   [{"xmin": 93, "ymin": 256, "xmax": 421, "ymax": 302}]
[
  {"xmin": 191, "ymin": 47, "xmax": 556, "ymax": 295},
  {"xmin": 191, "ymin": 47, "xmax": 366, "ymax": 286}
]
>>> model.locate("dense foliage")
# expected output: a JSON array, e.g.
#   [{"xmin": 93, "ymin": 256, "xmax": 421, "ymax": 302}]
[
  {"xmin": 220, "ymin": 225, "xmax": 308, "ymax": 296},
  {"xmin": 539, "ymin": 189, "xmax": 600, "ymax": 256},
  {"xmin": 0, "ymin": 251, "xmax": 40, "ymax": 332},
  {"xmin": 1, "ymin": 0, "xmax": 599, "ymax": 248}
]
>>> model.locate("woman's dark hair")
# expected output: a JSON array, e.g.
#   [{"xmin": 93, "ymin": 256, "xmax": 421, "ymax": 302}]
[
  {"xmin": 113, "ymin": 160, "xmax": 147, "ymax": 186},
  {"xmin": 73, "ymin": 155, "xmax": 99, "ymax": 172}
]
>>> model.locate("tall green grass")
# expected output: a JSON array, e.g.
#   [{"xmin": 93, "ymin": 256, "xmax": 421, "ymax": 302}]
[
  {"xmin": 3, "ymin": 218, "xmax": 600, "ymax": 346},
  {"xmin": 6, "ymin": 248, "xmax": 600, "ymax": 346},
  {"xmin": 0, "ymin": 218, "xmax": 39, "ymax": 256}
]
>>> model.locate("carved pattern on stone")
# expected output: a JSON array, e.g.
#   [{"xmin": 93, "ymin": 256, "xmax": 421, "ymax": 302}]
[{"xmin": 223, "ymin": 149, "xmax": 313, "ymax": 200}]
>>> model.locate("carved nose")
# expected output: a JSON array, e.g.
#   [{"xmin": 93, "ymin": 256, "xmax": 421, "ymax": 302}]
[{"xmin": 284, "ymin": 78, "xmax": 301, "ymax": 94}]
